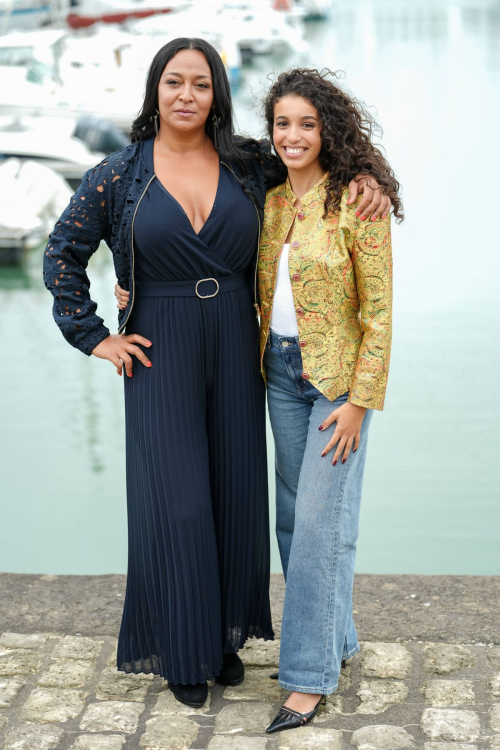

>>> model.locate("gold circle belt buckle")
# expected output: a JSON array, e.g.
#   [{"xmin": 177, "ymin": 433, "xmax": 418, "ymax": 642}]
[{"xmin": 195, "ymin": 278, "xmax": 219, "ymax": 299}]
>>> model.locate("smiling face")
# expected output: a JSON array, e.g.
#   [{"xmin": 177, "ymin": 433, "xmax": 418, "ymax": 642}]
[
  {"xmin": 273, "ymin": 94, "xmax": 323, "ymax": 171},
  {"xmin": 157, "ymin": 48, "xmax": 214, "ymax": 135}
]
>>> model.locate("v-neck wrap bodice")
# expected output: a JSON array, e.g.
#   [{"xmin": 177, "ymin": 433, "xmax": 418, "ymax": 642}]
[{"xmin": 133, "ymin": 136, "xmax": 259, "ymax": 284}]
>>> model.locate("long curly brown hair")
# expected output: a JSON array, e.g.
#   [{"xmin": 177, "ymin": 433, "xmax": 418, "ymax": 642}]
[{"xmin": 263, "ymin": 68, "xmax": 404, "ymax": 222}]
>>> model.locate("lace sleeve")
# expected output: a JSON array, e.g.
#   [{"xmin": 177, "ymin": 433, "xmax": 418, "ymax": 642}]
[
  {"xmin": 43, "ymin": 165, "xmax": 111, "ymax": 356},
  {"xmin": 256, "ymin": 139, "xmax": 287, "ymax": 192}
]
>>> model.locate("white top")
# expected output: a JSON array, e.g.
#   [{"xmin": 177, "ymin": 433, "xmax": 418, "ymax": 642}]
[{"xmin": 269, "ymin": 243, "xmax": 299, "ymax": 337}]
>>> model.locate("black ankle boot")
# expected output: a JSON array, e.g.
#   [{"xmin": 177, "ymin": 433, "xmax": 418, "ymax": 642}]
[
  {"xmin": 214, "ymin": 652, "xmax": 244, "ymax": 686},
  {"xmin": 168, "ymin": 681, "xmax": 208, "ymax": 708}
]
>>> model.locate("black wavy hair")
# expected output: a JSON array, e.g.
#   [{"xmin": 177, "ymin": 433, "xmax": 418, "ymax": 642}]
[
  {"xmin": 130, "ymin": 37, "xmax": 256, "ymax": 178},
  {"xmin": 263, "ymin": 68, "xmax": 404, "ymax": 222}
]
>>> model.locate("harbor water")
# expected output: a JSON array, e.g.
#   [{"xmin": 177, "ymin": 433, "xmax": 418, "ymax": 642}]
[{"xmin": 1, "ymin": 0, "xmax": 499, "ymax": 576}]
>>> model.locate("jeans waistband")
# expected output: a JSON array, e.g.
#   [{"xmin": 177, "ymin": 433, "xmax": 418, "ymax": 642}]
[
  {"xmin": 268, "ymin": 329, "xmax": 300, "ymax": 348},
  {"xmin": 135, "ymin": 273, "xmax": 247, "ymax": 298}
]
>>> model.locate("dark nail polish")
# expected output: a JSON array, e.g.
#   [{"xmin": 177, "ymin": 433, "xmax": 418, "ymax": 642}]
[
  {"xmin": 333, "ymin": 460, "xmax": 337, "ymax": 466},
  {"xmin": 342, "ymin": 459, "xmax": 346, "ymax": 464},
  {"xmin": 318, "ymin": 425, "xmax": 323, "ymax": 431},
  {"xmin": 353, "ymin": 448, "xmax": 357, "ymax": 453},
  {"xmin": 321, "ymin": 453, "xmax": 326, "ymax": 457}
]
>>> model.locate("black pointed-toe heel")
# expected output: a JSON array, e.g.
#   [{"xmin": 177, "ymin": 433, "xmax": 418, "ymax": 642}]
[
  {"xmin": 265, "ymin": 694, "xmax": 326, "ymax": 734},
  {"xmin": 168, "ymin": 681, "xmax": 208, "ymax": 708},
  {"xmin": 214, "ymin": 652, "xmax": 244, "ymax": 686},
  {"xmin": 269, "ymin": 659, "xmax": 346, "ymax": 681}
]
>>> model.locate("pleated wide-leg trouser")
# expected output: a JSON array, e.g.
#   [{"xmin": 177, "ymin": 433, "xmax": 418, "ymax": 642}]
[{"xmin": 117, "ymin": 286, "xmax": 273, "ymax": 685}]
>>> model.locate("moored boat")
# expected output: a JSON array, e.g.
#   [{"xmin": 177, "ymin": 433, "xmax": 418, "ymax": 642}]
[{"xmin": 66, "ymin": 0, "xmax": 191, "ymax": 30}]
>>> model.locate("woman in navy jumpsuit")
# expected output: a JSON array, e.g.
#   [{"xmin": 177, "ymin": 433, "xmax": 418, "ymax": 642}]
[{"xmin": 117, "ymin": 135, "xmax": 273, "ymax": 686}]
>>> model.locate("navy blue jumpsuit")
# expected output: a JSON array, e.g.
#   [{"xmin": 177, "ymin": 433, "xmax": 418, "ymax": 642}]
[{"xmin": 117, "ymin": 137, "xmax": 273, "ymax": 685}]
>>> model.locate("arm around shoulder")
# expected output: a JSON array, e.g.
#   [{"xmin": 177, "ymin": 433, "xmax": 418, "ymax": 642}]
[
  {"xmin": 238, "ymin": 136, "xmax": 286, "ymax": 191},
  {"xmin": 43, "ymin": 165, "xmax": 111, "ymax": 356}
]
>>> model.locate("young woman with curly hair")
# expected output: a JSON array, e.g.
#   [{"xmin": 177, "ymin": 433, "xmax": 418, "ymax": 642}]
[{"xmin": 258, "ymin": 69, "xmax": 402, "ymax": 734}]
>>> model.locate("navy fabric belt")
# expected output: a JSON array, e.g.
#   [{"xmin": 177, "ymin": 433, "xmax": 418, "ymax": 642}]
[{"xmin": 135, "ymin": 273, "xmax": 248, "ymax": 298}]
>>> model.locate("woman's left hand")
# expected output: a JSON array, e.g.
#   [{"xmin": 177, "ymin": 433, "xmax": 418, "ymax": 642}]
[{"xmin": 319, "ymin": 402, "xmax": 367, "ymax": 465}]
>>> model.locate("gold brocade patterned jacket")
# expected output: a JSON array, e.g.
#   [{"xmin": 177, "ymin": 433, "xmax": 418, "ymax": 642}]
[{"xmin": 258, "ymin": 175, "xmax": 392, "ymax": 410}]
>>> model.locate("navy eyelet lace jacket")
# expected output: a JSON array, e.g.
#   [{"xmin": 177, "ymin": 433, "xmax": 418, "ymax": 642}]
[{"xmin": 43, "ymin": 137, "xmax": 272, "ymax": 356}]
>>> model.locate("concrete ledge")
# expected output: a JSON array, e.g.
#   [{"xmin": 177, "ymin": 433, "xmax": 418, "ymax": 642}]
[{"xmin": 0, "ymin": 573, "xmax": 498, "ymax": 644}]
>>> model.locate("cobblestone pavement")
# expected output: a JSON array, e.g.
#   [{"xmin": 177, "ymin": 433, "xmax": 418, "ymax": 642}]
[{"xmin": 1, "ymin": 630, "xmax": 500, "ymax": 749}]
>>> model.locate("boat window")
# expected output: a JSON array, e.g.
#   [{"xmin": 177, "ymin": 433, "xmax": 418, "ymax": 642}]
[{"xmin": 25, "ymin": 59, "xmax": 53, "ymax": 85}]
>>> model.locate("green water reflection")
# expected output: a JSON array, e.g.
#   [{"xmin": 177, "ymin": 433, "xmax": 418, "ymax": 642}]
[{"xmin": 1, "ymin": 0, "xmax": 499, "ymax": 575}]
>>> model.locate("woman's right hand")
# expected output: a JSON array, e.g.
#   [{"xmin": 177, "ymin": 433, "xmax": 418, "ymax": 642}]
[
  {"xmin": 115, "ymin": 282, "xmax": 130, "ymax": 310},
  {"xmin": 92, "ymin": 333, "xmax": 152, "ymax": 377}
]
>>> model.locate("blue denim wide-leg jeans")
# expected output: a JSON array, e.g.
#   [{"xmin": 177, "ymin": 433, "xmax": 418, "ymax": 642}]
[{"xmin": 264, "ymin": 330, "xmax": 373, "ymax": 695}]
